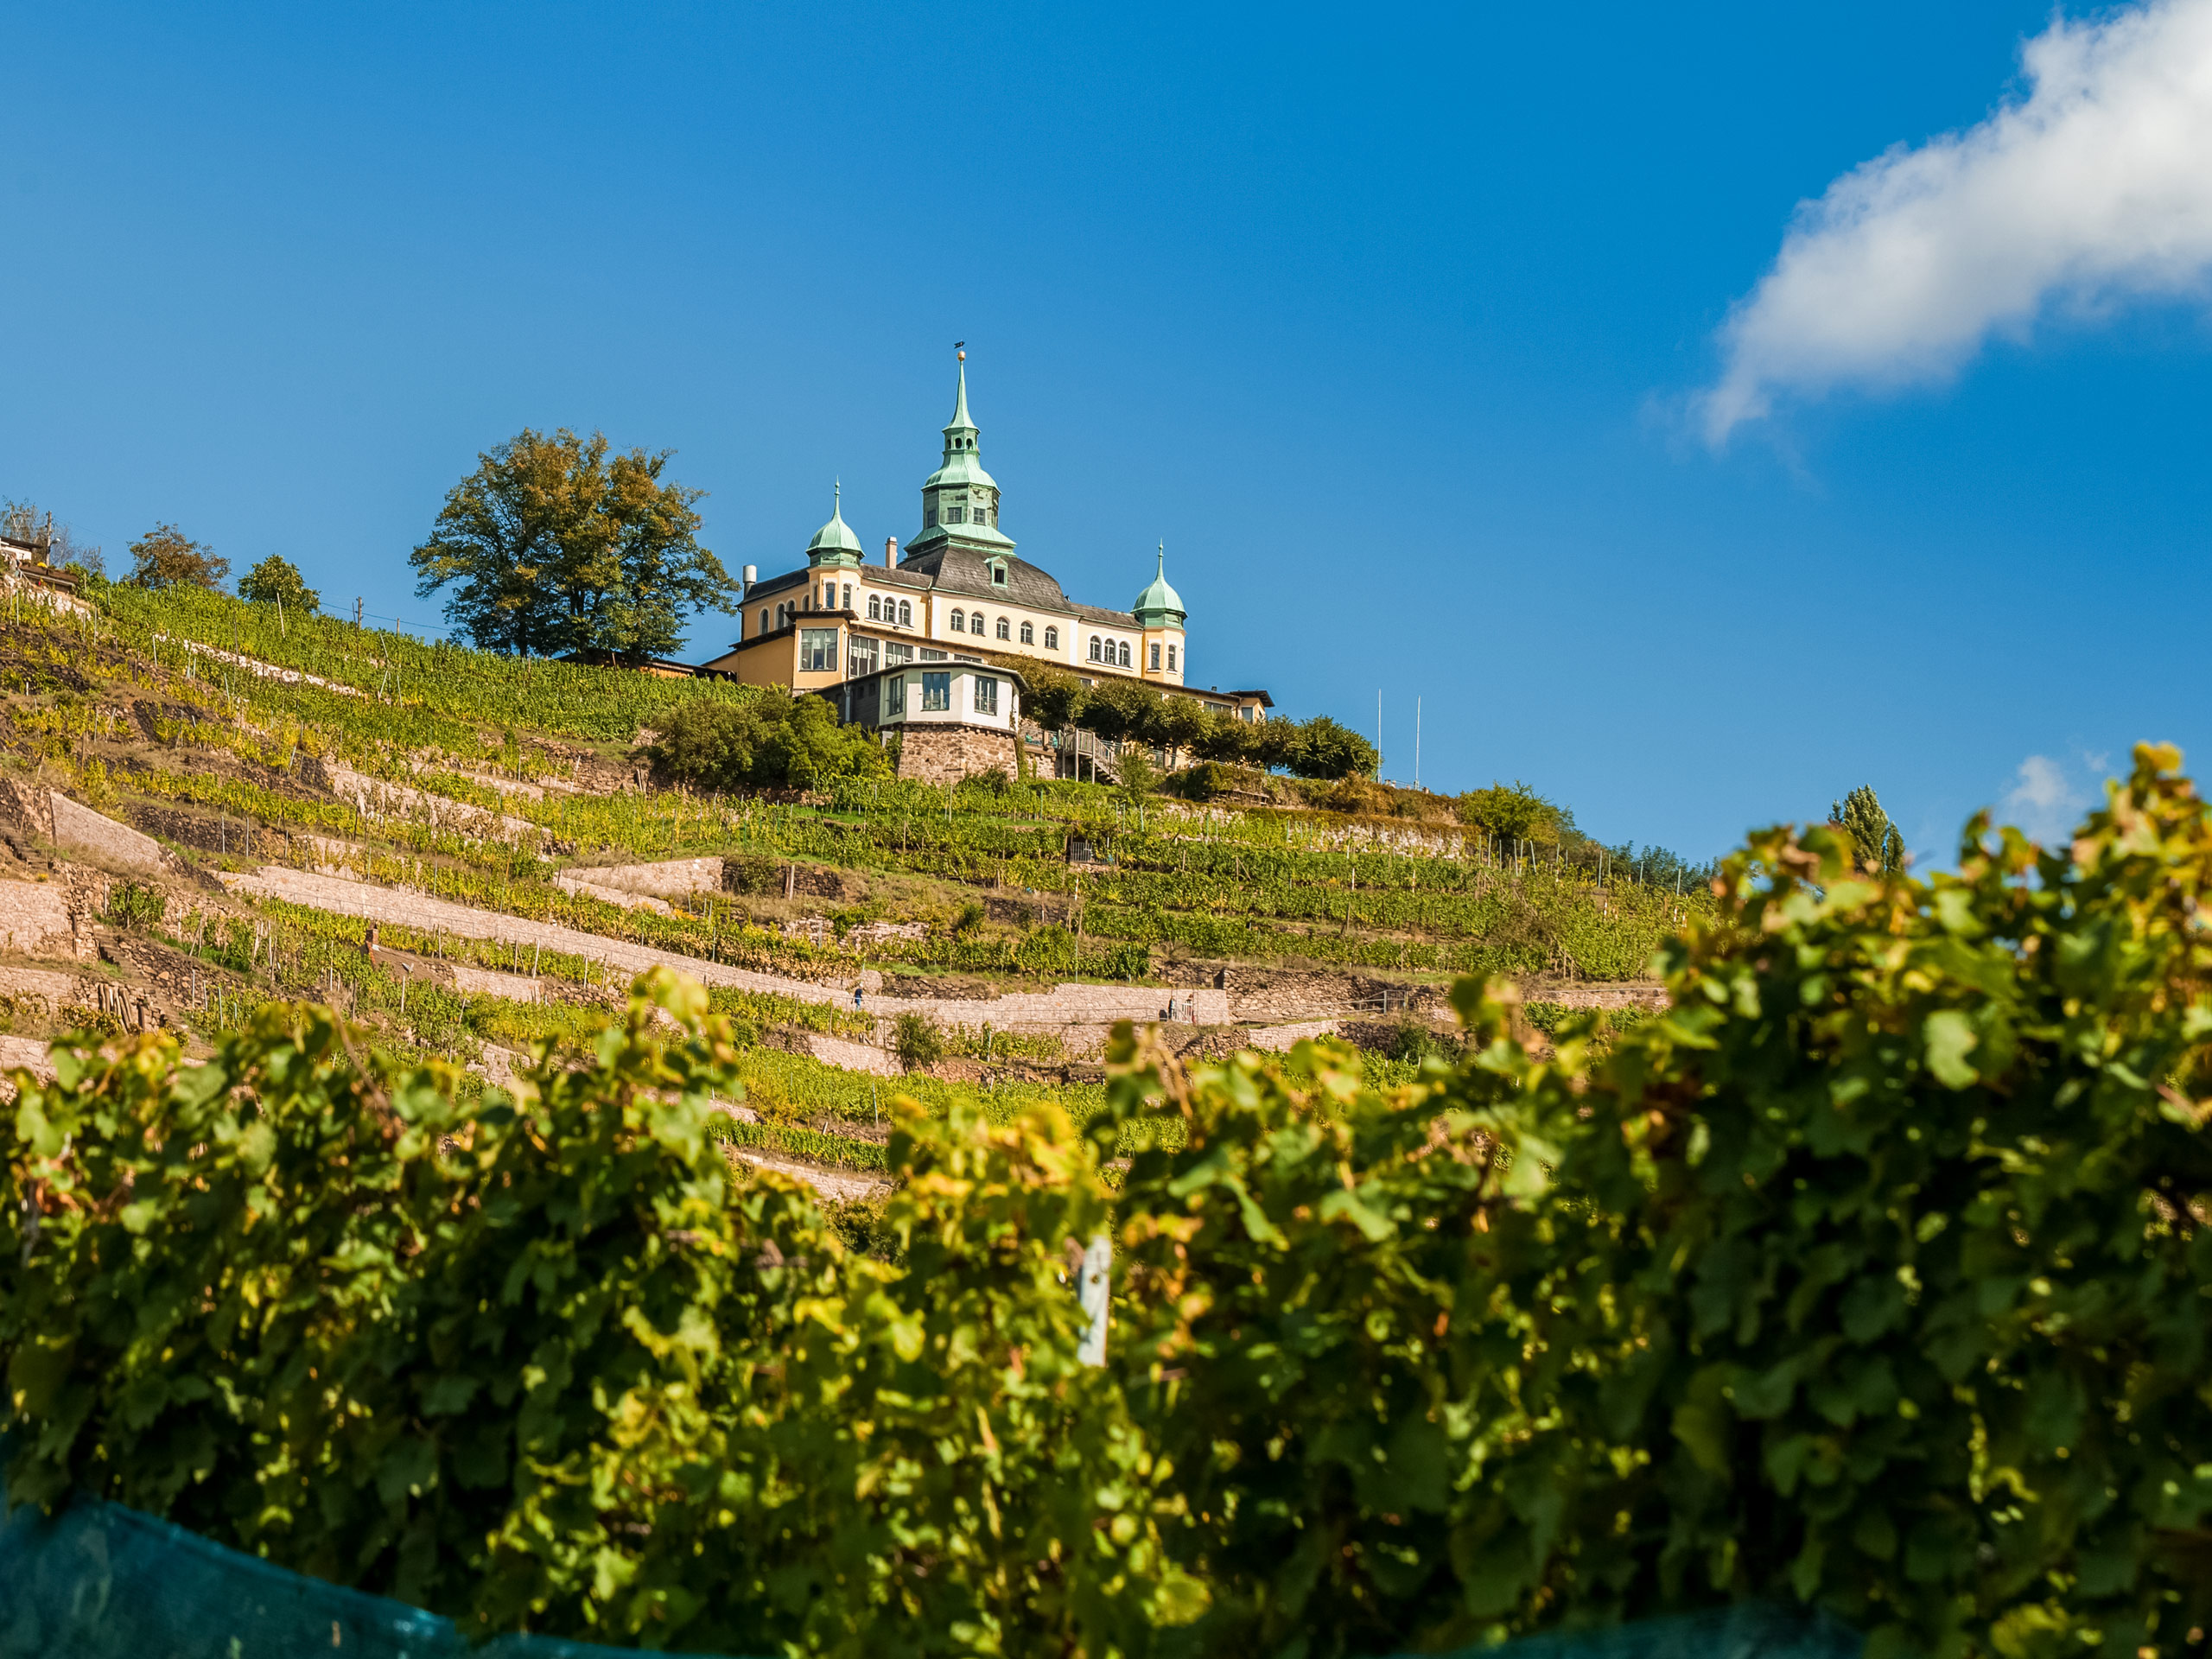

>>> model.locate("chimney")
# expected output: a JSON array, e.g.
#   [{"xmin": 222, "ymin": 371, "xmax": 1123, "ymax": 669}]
[
  {"xmin": 741, "ymin": 563, "xmax": 758, "ymax": 600},
  {"xmin": 884, "ymin": 537, "xmax": 898, "ymax": 567}
]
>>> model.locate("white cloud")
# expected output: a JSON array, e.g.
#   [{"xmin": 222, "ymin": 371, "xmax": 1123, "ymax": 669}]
[
  {"xmin": 1699, "ymin": 0, "xmax": 2212, "ymax": 443},
  {"xmin": 1999, "ymin": 753, "xmax": 2088, "ymax": 842}
]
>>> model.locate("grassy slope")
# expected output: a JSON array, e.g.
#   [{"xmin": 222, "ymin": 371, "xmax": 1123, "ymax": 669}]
[{"xmin": 3, "ymin": 585, "xmax": 1698, "ymax": 1171}]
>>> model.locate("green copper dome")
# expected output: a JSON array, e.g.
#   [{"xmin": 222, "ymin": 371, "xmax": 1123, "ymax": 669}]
[
  {"xmin": 1132, "ymin": 543, "xmax": 1185, "ymax": 627},
  {"xmin": 806, "ymin": 482, "xmax": 864, "ymax": 562}
]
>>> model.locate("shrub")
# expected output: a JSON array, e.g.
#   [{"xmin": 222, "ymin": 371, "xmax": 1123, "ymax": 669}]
[
  {"xmin": 893, "ymin": 1009, "xmax": 945, "ymax": 1071},
  {"xmin": 652, "ymin": 693, "xmax": 888, "ymax": 793},
  {"xmin": 101, "ymin": 881, "xmax": 166, "ymax": 931}
]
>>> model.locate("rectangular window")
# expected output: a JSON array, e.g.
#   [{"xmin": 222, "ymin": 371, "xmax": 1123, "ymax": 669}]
[
  {"xmin": 800, "ymin": 628, "xmax": 838, "ymax": 673},
  {"xmin": 1149, "ymin": 643, "xmax": 1160, "ymax": 671},
  {"xmin": 945, "ymin": 505, "xmax": 965, "ymax": 524},
  {"xmin": 848, "ymin": 637, "xmax": 877, "ymax": 676},
  {"xmin": 884, "ymin": 640, "xmax": 913, "ymax": 665},
  {"xmin": 885, "ymin": 675, "xmax": 907, "ymax": 717},
  {"xmin": 1166, "ymin": 645, "xmax": 1177, "ymax": 671},
  {"xmin": 925, "ymin": 505, "xmax": 938, "ymax": 527},
  {"xmin": 919, "ymin": 646, "xmax": 947, "ymax": 660},
  {"xmin": 842, "ymin": 584, "xmax": 853, "ymax": 610},
  {"xmin": 921, "ymin": 671, "xmax": 951, "ymax": 711},
  {"xmin": 973, "ymin": 676, "xmax": 999, "ymax": 717}
]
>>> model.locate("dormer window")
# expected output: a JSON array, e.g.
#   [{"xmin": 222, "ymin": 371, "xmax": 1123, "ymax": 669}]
[{"xmin": 988, "ymin": 559, "xmax": 1007, "ymax": 587}]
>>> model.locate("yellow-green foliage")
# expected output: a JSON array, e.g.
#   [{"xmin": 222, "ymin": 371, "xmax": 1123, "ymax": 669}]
[{"xmin": 13, "ymin": 734, "xmax": 2212, "ymax": 1659}]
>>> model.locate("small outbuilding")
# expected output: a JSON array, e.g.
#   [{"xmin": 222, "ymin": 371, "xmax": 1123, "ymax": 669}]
[{"xmin": 810, "ymin": 658, "xmax": 1027, "ymax": 785}]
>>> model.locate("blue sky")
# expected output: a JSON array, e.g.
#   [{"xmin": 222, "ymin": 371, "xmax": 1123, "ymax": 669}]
[{"xmin": 6, "ymin": 1, "xmax": 2210, "ymax": 866}]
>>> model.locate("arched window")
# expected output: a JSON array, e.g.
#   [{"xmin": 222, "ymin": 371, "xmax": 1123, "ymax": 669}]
[
  {"xmin": 1088, "ymin": 636, "xmax": 1101, "ymax": 662},
  {"xmin": 898, "ymin": 600, "xmax": 912, "ymax": 626},
  {"xmin": 758, "ymin": 608, "xmax": 768, "ymax": 636},
  {"xmin": 867, "ymin": 594, "xmax": 881, "ymax": 620},
  {"xmin": 1020, "ymin": 620, "xmax": 1033, "ymax": 645},
  {"xmin": 1117, "ymin": 641, "xmax": 1131, "ymax": 669},
  {"xmin": 995, "ymin": 616, "xmax": 1010, "ymax": 639},
  {"xmin": 1044, "ymin": 626, "xmax": 1058, "ymax": 650},
  {"xmin": 950, "ymin": 609, "xmax": 966, "ymax": 633}
]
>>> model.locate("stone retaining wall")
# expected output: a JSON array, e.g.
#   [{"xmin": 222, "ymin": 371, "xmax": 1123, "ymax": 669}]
[
  {"xmin": 553, "ymin": 874, "xmax": 676, "ymax": 915},
  {"xmin": 50, "ymin": 792, "xmax": 166, "ymax": 876},
  {"xmin": 449, "ymin": 963, "xmax": 545, "ymax": 1003},
  {"xmin": 0, "ymin": 880, "xmax": 79, "ymax": 957},
  {"xmin": 897, "ymin": 723, "xmax": 1015, "ymax": 785},
  {"xmin": 569, "ymin": 855, "xmax": 724, "ymax": 899}
]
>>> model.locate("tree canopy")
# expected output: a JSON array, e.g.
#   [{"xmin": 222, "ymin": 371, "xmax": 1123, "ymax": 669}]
[
  {"xmin": 1004, "ymin": 658, "xmax": 1376, "ymax": 779},
  {"xmin": 410, "ymin": 428, "xmax": 737, "ymax": 663},
  {"xmin": 124, "ymin": 523, "xmax": 228, "ymax": 590},
  {"xmin": 1832, "ymin": 783, "xmax": 1906, "ymax": 873},
  {"xmin": 1458, "ymin": 779, "xmax": 1561, "ymax": 843},
  {"xmin": 238, "ymin": 554, "xmax": 320, "ymax": 613}
]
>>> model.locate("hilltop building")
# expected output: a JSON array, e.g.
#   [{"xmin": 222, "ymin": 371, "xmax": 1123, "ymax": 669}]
[{"xmin": 698, "ymin": 353, "xmax": 1269, "ymax": 781}]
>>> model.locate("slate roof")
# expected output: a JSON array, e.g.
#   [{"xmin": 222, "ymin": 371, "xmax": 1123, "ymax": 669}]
[
  {"xmin": 741, "ymin": 548, "xmax": 1137, "ymax": 632},
  {"xmin": 895, "ymin": 545, "xmax": 1075, "ymax": 613},
  {"xmin": 742, "ymin": 568, "xmax": 810, "ymax": 601}
]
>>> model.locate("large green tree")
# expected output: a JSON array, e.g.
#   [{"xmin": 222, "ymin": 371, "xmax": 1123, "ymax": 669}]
[
  {"xmin": 124, "ymin": 523, "xmax": 228, "ymax": 590},
  {"xmin": 410, "ymin": 429, "xmax": 736, "ymax": 662},
  {"xmin": 1285, "ymin": 714, "xmax": 1378, "ymax": 780},
  {"xmin": 238, "ymin": 554, "xmax": 320, "ymax": 613}
]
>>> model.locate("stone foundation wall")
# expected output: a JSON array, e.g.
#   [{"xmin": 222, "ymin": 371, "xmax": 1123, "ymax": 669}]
[
  {"xmin": 50, "ymin": 791, "xmax": 167, "ymax": 875},
  {"xmin": 896, "ymin": 723, "xmax": 1015, "ymax": 785},
  {"xmin": 0, "ymin": 880, "xmax": 78, "ymax": 957}
]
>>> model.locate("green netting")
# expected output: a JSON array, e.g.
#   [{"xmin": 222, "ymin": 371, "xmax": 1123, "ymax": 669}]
[
  {"xmin": 0, "ymin": 1476, "xmax": 1860, "ymax": 1659},
  {"xmin": 0, "ymin": 1482, "xmax": 760, "ymax": 1659},
  {"xmin": 1418, "ymin": 1605, "xmax": 1864, "ymax": 1659}
]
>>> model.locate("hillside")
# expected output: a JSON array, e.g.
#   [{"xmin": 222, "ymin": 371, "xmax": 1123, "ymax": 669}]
[{"xmin": 0, "ymin": 575, "xmax": 1701, "ymax": 1185}]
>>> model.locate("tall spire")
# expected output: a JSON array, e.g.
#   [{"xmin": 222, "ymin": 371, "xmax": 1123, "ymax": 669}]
[
  {"xmin": 943, "ymin": 343, "xmax": 978, "ymax": 457},
  {"xmin": 950, "ymin": 344, "xmax": 974, "ymax": 431},
  {"xmin": 912, "ymin": 341, "xmax": 1012, "ymax": 554}
]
